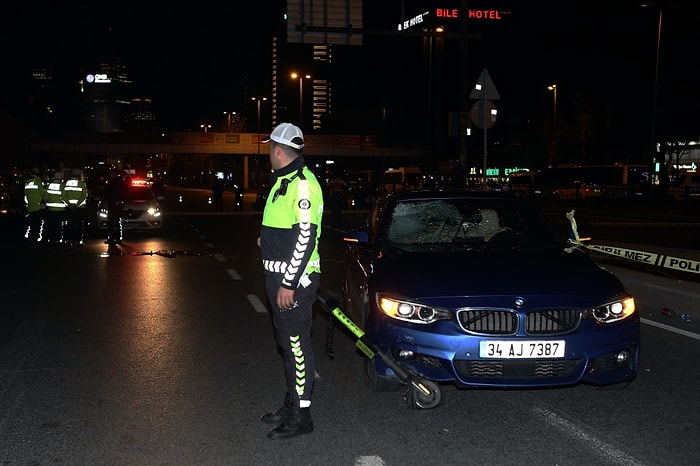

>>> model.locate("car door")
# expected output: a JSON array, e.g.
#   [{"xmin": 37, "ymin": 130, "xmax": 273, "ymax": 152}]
[{"xmin": 342, "ymin": 197, "xmax": 388, "ymax": 329}]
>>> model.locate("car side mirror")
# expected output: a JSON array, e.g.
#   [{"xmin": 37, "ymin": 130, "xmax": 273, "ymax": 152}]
[{"xmin": 343, "ymin": 228, "xmax": 369, "ymax": 244}]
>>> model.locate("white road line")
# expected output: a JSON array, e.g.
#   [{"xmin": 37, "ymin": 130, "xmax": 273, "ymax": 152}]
[
  {"xmin": 247, "ymin": 294, "xmax": 269, "ymax": 314},
  {"xmin": 531, "ymin": 405, "xmax": 645, "ymax": 466},
  {"xmin": 226, "ymin": 269, "xmax": 241, "ymax": 280},
  {"xmin": 354, "ymin": 456, "xmax": 386, "ymax": 466},
  {"xmin": 642, "ymin": 317, "xmax": 700, "ymax": 340}
]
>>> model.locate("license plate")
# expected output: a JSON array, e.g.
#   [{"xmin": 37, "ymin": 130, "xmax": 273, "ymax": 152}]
[{"xmin": 479, "ymin": 340, "xmax": 565, "ymax": 359}]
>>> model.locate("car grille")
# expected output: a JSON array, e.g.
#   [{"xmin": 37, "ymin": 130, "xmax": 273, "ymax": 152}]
[
  {"xmin": 121, "ymin": 209, "xmax": 146, "ymax": 219},
  {"xmin": 458, "ymin": 310, "xmax": 517, "ymax": 335},
  {"xmin": 457, "ymin": 309, "xmax": 581, "ymax": 336},
  {"xmin": 454, "ymin": 359, "xmax": 582, "ymax": 379},
  {"xmin": 526, "ymin": 308, "xmax": 581, "ymax": 335}
]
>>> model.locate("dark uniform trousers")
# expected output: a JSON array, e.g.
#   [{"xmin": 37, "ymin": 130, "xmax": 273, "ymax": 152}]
[{"xmin": 264, "ymin": 272, "xmax": 320, "ymax": 407}]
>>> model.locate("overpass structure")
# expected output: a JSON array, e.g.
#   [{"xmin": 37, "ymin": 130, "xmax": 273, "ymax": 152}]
[
  {"xmin": 30, "ymin": 132, "xmax": 424, "ymax": 159},
  {"xmin": 29, "ymin": 132, "xmax": 426, "ymax": 189}
]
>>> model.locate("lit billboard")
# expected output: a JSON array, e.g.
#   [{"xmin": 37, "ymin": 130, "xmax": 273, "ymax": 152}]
[{"xmin": 287, "ymin": 0, "xmax": 363, "ymax": 45}]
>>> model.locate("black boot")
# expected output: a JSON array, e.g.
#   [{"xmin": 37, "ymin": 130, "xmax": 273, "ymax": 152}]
[
  {"xmin": 261, "ymin": 393, "xmax": 294, "ymax": 425},
  {"xmin": 267, "ymin": 407, "xmax": 313, "ymax": 439}
]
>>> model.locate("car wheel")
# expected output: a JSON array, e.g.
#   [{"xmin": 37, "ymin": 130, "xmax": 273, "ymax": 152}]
[{"xmin": 364, "ymin": 357, "xmax": 402, "ymax": 392}]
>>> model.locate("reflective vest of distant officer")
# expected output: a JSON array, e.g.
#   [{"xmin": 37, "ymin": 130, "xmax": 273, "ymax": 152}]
[
  {"xmin": 62, "ymin": 169, "xmax": 89, "ymax": 245},
  {"xmin": 45, "ymin": 171, "xmax": 68, "ymax": 243},
  {"xmin": 23, "ymin": 167, "xmax": 48, "ymax": 242}
]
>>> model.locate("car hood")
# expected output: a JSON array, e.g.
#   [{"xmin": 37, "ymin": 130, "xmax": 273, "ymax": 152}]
[{"xmin": 369, "ymin": 245, "xmax": 625, "ymax": 300}]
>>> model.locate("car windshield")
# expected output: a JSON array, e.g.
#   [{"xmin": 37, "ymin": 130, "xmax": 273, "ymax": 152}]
[
  {"xmin": 124, "ymin": 187, "xmax": 156, "ymax": 202},
  {"xmin": 383, "ymin": 198, "xmax": 560, "ymax": 249}
]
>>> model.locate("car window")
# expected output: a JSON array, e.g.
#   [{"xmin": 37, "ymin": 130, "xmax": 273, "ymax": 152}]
[
  {"xmin": 368, "ymin": 196, "xmax": 388, "ymax": 242},
  {"xmin": 384, "ymin": 198, "xmax": 559, "ymax": 247}
]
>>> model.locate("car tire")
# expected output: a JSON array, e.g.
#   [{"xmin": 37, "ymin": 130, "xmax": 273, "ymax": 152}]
[{"xmin": 364, "ymin": 358, "xmax": 402, "ymax": 392}]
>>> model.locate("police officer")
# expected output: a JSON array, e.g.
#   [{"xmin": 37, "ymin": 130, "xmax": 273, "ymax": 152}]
[
  {"xmin": 23, "ymin": 167, "xmax": 48, "ymax": 243},
  {"xmin": 211, "ymin": 175, "xmax": 225, "ymax": 211},
  {"xmin": 63, "ymin": 168, "xmax": 89, "ymax": 245},
  {"xmin": 326, "ymin": 170, "xmax": 347, "ymax": 227},
  {"xmin": 258, "ymin": 123, "xmax": 324, "ymax": 440},
  {"xmin": 45, "ymin": 170, "xmax": 68, "ymax": 243},
  {"xmin": 102, "ymin": 169, "xmax": 127, "ymax": 244}
]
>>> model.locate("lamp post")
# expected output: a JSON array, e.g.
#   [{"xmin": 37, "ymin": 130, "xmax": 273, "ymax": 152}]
[
  {"xmin": 252, "ymin": 97, "xmax": 268, "ymax": 155},
  {"xmin": 547, "ymin": 84, "xmax": 557, "ymax": 168},
  {"xmin": 547, "ymin": 84, "xmax": 557, "ymax": 134},
  {"xmin": 291, "ymin": 72, "xmax": 310, "ymax": 127},
  {"xmin": 423, "ymin": 26, "xmax": 445, "ymax": 157},
  {"xmin": 200, "ymin": 123, "xmax": 211, "ymax": 132},
  {"xmin": 650, "ymin": 5, "xmax": 662, "ymax": 178},
  {"xmin": 223, "ymin": 111, "xmax": 236, "ymax": 132}
]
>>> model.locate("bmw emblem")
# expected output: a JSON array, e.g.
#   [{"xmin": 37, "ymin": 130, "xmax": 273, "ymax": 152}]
[{"xmin": 513, "ymin": 297, "xmax": 526, "ymax": 308}]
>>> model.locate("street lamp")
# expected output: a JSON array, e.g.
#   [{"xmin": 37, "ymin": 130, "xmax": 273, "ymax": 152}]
[
  {"xmin": 547, "ymin": 84, "xmax": 557, "ymax": 168},
  {"xmin": 200, "ymin": 123, "xmax": 211, "ymax": 132},
  {"xmin": 642, "ymin": 1, "xmax": 663, "ymax": 178},
  {"xmin": 223, "ymin": 111, "xmax": 236, "ymax": 132},
  {"xmin": 252, "ymin": 97, "xmax": 268, "ymax": 155},
  {"xmin": 423, "ymin": 26, "xmax": 445, "ymax": 156},
  {"xmin": 547, "ymin": 84, "xmax": 557, "ymax": 134},
  {"xmin": 291, "ymin": 72, "xmax": 311, "ymax": 127}
]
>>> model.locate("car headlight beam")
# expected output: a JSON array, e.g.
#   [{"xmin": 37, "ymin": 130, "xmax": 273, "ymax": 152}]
[
  {"xmin": 377, "ymin": 294, "xmax": 448, "ymax": 324},
  {"xmin": 588, "ymin": 297, "xmax": 636, "ymax": 324}
]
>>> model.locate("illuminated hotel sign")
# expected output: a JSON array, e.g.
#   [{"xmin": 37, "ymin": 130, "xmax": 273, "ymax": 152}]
[
  {"xmin": 436, "ymin": 9, "xmax": 459, "ymax": 18},
  {"xmin": 85, "ymin": 73, "xmax": 111, "ymax": 84},
  {"xmin": 401, "ymin": 7, "xmax": 510, "ymax": 29},
  {"xmin": 467, "ymin": 10, "xmax": 507, "ymax": 20},
  {"xmin": 398, "ymin": 11, "xmax": 429, "ymax": 31}
]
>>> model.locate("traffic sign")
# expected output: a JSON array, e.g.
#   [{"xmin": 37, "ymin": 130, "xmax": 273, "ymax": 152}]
[
  {"xmin": 471, "ymin": 100, "xmax": 497, "ymax": 129},
  {"xmin": 469, "ymin": 68, "xmax": 500, "ymax": 100}
]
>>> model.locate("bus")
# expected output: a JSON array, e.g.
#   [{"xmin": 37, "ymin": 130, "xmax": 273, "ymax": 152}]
[
  {"xmin": 505, "ymin": 170, "xmax": 550, "ymax": 198},
  {"xmin": 382, "ymin": 166, "xmax": 423, "ymax": 192},
  {"xmin": 506, "ymin": 164, "xmax": 650, "ymax": 200}
]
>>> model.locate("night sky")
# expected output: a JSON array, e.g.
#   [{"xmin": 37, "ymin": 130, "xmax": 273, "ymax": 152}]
[{"xmin": 1, "ymin": 0, "xmax": 698, "ymax": 160}]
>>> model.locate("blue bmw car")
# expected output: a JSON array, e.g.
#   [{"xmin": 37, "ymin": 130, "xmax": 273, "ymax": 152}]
[{"xmin": 341, "ymin": 190, "xmax": 640, "ymax": 392}]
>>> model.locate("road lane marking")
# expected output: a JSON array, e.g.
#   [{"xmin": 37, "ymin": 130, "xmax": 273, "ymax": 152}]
[
  {"xmin": 247, "ymin": 294, "xmax": 269, "ymax": 314},
  {"xmin": 354, "ymin": 456, "xmax": 386, "ymax": 466},
  {"xmin": 531, "ymin": 405, "xmax": 644, "ymax": 466},
  {"xmin": 641, "ymin": 317, "xmax": 700, "ymax": 340},
  {"xmin": 226, "ymin": 269, "xmax": 241, "ymax": 280}
]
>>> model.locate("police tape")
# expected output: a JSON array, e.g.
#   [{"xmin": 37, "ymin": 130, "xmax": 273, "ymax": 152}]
[
  {"xmin": 586, "ymin": 244, "xmax": 700, "ymax": 276},
  {"xmin": 565, "ymin": 209, "xmax": 700, "ymax": 276}
]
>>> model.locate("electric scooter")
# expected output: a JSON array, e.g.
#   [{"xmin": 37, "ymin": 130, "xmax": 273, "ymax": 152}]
[{"xmin": 317, "ymin": 291, "xmax": 442, "ymax": 409}]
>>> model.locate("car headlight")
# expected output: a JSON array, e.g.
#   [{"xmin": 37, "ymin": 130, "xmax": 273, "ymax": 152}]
[
  {"xmin": 98, "ymin": 207, "xmax": 108, "ymax": 218},
  {"xmin": 147, "ymin": 206, "xmax": 161, "ymax": 217},
  {"xmin": 584, "ymin": 296, "xmax": 636, "ymax": 324},
  {"xmin": 376, "ymin": 293, "xmax": 450, "ymax": 324}
]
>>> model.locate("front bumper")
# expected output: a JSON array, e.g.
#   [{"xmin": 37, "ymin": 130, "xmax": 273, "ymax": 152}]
[{"xmin": 369, "ymin": 316, "xmax": 640, "ymax": 388}]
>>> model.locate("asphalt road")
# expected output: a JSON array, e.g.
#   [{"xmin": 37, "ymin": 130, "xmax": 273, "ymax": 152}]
[{"xmin": 1, "ymin": 191, "xmax": 699, "ymax": 465}]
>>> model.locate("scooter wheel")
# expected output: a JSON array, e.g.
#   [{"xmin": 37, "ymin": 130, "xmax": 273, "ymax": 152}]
[{"xmin": 406, "ymin": 379, "xmax": 441, "ymax": 409}]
